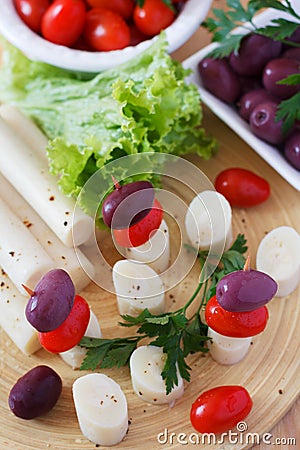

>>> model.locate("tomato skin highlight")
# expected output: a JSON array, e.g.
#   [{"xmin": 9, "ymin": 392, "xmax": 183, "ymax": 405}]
[
  {"xmin": 41, "ymin": 0, "xmax": 86, "ymax": 47},
  {"xmin": 38, "ymin": 295, "xmax": 90, "ymax": 353},
  {"xmin": 86, "ymin": 0, "xmax": 134, "ymax": 19},
  {"xmin": 133, "ymin": 0, "xmax": 175, "ymax": 37},
  {"xmin": 205, "ymin": 295, "xmax": 269, "ymax": 338},
  {"xmin": 83, "ymin": 8, "xmax": 130, "ymax": 51},
  {"xmin": 215, "ymin": 168, "xmax": 270, "ymax": 208},
  {"xmin": 190, "ymin": 385, "xmax": 253, "ymax": 434},
  {"xmin": 113, "ymin": 199, "xmax": 163, "ymax": 247},
  {"xmin": 14, "ymin": 0, "xmax": 50, "ymax": 33}
]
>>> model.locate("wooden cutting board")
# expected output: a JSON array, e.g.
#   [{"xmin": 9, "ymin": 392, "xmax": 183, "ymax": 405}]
[
  {"xmin": 0, "ymin": 103, "xmax": 299, "ymax": 449},
  {"xmin": 1, "ymin": 1, "xmax": 299, "ymax": 448}
]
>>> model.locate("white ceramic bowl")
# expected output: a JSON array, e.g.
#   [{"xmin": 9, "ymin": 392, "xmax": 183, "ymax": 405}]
[
  {"xmin": 0, "ymin": 0, "xmax": 212, "ymax": 72},
  {"xmin": 183, "ymin": 7, "xmax": 300, "ymax": 192}
]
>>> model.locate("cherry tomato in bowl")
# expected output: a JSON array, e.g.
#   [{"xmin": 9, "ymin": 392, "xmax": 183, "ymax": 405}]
[
  {"xmin": 133, "ymin": 0, "xmax": 176, "ymax": 37},
  {"xmin": 14, "ymin": 0, "xmax": 50, "ymax": 33},
  {"xmin": 41, "ymin": 0, "xmax": 86, "ymax": 47},
  {"xmin": 85, "ymin": 0, "xmax": 134, "ymax": 19},
  {"xmin": 190, "ymin": 385, "xmax": 253, "ymax": 434},
  {"xmin": 215, "ymin": 167, "xmax": 270, "ymax": 208},
  {"xmin": 83, "ymin": 8, "xmax": 130, "ymax": 51},
  {"xmin": 38, "ymin": 295, "xmax": 90, "ymax": 353}
]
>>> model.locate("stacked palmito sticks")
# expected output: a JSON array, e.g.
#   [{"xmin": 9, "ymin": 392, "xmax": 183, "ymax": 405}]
[{"xmin": 0, "ymin": 104, "xmax": 96, "ymax": 355}]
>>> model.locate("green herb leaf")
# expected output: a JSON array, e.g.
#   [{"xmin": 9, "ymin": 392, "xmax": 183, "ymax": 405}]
[
  {"xmin": 276, "ymin": 92, "xmax": 300, "ymax": 135},
  {"xmin": 255, "ymin": 19, "xmax": 300, "ymax": 43},
  {"xmin": 208, "ymin": 34, "xmax": 246, "ymax": 59},
  {"xmin": 249, "ymin": 0, "xmax": 300, "ymax": 18},
  {"xmin": 182, "ymin": 315, "xmax": 210, "ymax": 357},
  {"xmin": 79, "ymin": 336, "xmax": 142, "ymax": 371}
]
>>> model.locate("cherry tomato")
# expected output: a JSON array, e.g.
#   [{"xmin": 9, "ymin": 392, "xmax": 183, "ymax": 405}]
[
  {"xmin": 215, "ymin": 168, "xmax": 270, "ymax": 208},
  {"xmin": 86, "ymin": 0, "xmax": 134, "ymax": 19},
  {"xmin": 190, "ymin": 385, "xmax": 253, "ymax": 434},
  {"xmin": 41, "ymin": 0, "xmax": 86, "ymax": 47},
  {"xmin": 129, "ymin": 24, "xmax": 148, "ymax": 47},
  {"xmin": 113, "ymin": 199, "xmax": 163, "ymax": 247},
  {"xmin": 38, "ymin": 295, "xmax": 90, "ymax": 353},
  {"xmin": 83, "ymin": 8, "xmax": 130, "ymax": 51},
  {"xmin": 14, "ymin": 0, "xmax": 50, "ymax": 33},
  {"xmin": 133, "ymin": 0, "xmax": 175, "ymax": 37},
  {"xmin": 205, "ymin": 295, "xmax": 269, "ymax": 338}
]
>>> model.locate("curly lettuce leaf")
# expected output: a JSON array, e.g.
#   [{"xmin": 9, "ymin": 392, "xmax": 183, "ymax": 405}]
[{"xmin": 0, "ymin": 36, "xmax": 217, "ymax": 218}]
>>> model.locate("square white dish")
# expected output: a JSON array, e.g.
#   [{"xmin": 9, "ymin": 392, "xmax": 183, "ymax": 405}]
[{"xmin": 183, "ymin": 8, "xmax": 300, "ymax": 191}]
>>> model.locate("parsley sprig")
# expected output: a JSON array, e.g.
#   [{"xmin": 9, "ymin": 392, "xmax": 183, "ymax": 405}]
[
  {"xmin": 203, "ymin": 0, "xmax": 300, "ymax": 58},
  {"xmin": 79, "ymin": 234, "xmax": 247, "ymax": 394},
  {"xmin": 203, "ymin": 0, "xmax": 300, "ymax": 133}
]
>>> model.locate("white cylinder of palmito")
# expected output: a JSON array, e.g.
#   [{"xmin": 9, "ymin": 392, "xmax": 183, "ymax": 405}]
[
  {"xmin": 130, "ymin": 345, "xmax": 184, "ymax": 406},
  {"xmin": 72, "ymin": 373, "xmax": 128, "ymax": 446},
  {"xmin": 125, "ymin": 219, "xmax": 170, "ymax": 273},
  {"xmin": 0, "ymin": 117, "xmax": 93, "ymax": 247},
  {"xmin": 112, "ymin": 260, "xmax": 165, "ymax": 316},
  {"xmin": 256, "ymin": 226, "xmax": 300, "ymax": 297},
  {"xmin": 207, "ymin": 327, "xmax": 252, "ymax": 365},
  {"xmin": 185, "ymin": 190, "xmax": 232, "ymax": 252}
]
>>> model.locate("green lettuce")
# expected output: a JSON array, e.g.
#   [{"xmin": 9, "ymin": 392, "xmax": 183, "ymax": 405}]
[{"xmin": 0, "ymin": 36, "xmax": 217, "ymax": 219}]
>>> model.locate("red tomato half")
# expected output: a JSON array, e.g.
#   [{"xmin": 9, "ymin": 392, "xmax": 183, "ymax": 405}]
[
  {"xmin": 133, "ymin": 0, "xmax": 175, "ymax": 37},
  {"xmin": 14, "ymin": 0, "xmax": 50, "ymax": 33},
  {"xmin": 38, "ymin": 295, "xmax": 90, "ymax": 353},
  {"xmin": 41, "ymin": 0, "xmax": 86, "ymax": 47},
  {"xmin": 86, "ymin": 0, "xmax": 134, "ymax": 19},
  {"xmin": 190, "ymin": 385, "xmax": 253, "ymax": 434},
  {"xmin": 113, "ymin": 199, "xmax": 163, "ymax": 247},
  {"xmin": 205, "ymin": 295, "xmax": 269, "ymax": 338},
  {"xmin": 83, "ymin": 8, "xmax": 130, "ymax": 51},
  {"xmin": 215, "ymin": 168, "xmax": 270, "ymax": 208}
]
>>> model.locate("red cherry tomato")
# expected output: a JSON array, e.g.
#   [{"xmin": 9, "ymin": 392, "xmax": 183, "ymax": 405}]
[
  {"xmin": 133, "ymin": 0, "xmax": 175, "ymax": 37},
  {"xmin": 14, "ymin": 0, "xmax": 50, "ymax": 33},
  {"xmin": 215, "ymin": 168, "xmax": 270, "ymax": 208},
  {"xmin": 190, "ymin": 385, "xmax": 253, "ymax": 434},
  {"xmin": 38, "ymin": 295, "xmax": 90, "ymax": 353},
  {"xmin": 41, "ymin": 0, "xmax": 86, "ymax": 47},
  {"xmin": 113, "ymin": 199, "xmax": 163, "ymax": 247},
  {"xmin": 83, "ymin": 8, "xmax": 130, "ymax": 51},
  {"xmin": 205, "ymin": 295, "xmax": 269, "ymax": 338},
  {"xmin": 129, "ymin": 24, "xmax": 148, "ymax": 47},
  {"xmin": 86, "ymin": 0, "xmax": 134, "ymax": 19}
]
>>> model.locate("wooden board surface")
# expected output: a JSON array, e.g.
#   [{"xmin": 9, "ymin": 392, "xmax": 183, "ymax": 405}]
[{"xmin": 1, "ymin": 1, "xmax": 300, "ymax": 449}]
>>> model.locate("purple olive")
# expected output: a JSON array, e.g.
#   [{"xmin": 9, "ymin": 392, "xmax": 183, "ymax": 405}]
[
  {"xmin": 238, "ymin": 88, "xmax": 277, "ymax": 122},
  {"xmin": 102, "ymin": 180, "xmax": 154, "ymax": 229},
  {"xmin": 282, "ymin": 48, "xmax": 300, "ymax": 62},
  {"xmin": 262, "ymin": 58, "xmax": 300, "ymax": 100},
  {"xmin": 284, "ymin": 26, "xmax": 300, "ymax": 46},
  {"xmin": 25, "ymin": 269, "xmax": 75, "ymax": 332},
  {"xmin": 198, "ymin": 57, "xmax": 241, "ymax": 103},
  {"xmin": 284, "ymin": 131, "xmax": 300, "ymax": 170},
  {"xmin": 229, "ymin": 34, "xmax": 282, "ymax": 77},
  {"xmin": 249, "ymin": 101, "xmax": 285, "ymax": 145},
  {"xmin": 216, "ymin": 269, "xmax": 278, "ymax": 312},
  {"xmin": 8, "ymin": 365, "xmax": 62, "ymax": 420}
]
